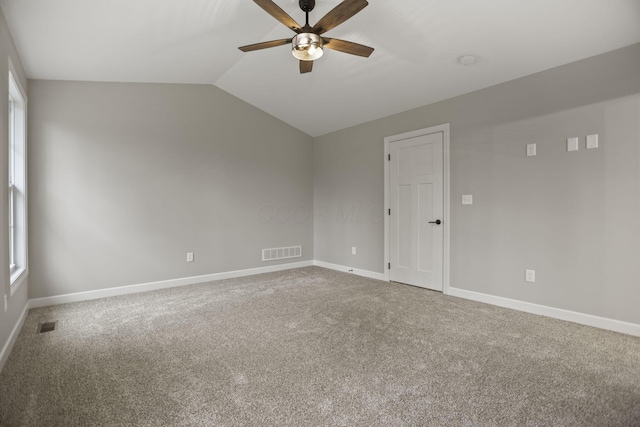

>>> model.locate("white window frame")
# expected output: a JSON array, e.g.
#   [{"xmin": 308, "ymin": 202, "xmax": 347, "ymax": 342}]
[
  {"xmin": 9, "ymin": 94, "xmax": 15, "ymax": 271},
  {"xmin": 8, "ymin": 67, "xmax": 27, "ymax": 294}
]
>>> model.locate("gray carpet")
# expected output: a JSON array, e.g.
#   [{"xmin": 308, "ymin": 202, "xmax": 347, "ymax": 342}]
[{"xmin": 1, "ymin": 267, "xmax": 639, "ymax": 426}]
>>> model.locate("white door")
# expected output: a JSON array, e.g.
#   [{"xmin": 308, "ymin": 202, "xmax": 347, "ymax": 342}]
[{"xmin": 389, "ymin": 131, "xmax": 444, "ymax": 290}]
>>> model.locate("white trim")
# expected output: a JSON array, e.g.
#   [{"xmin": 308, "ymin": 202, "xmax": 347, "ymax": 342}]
[
  {"xmin": 7, "ymin": 58, "xmax": 27, "ymax": 98},
  {"xmin": 313, "ymin": 260, "xmax": 387, "ymax": 281},
  {"xmin": 384, "ymin": 141, "xmax": 390, "ymax": 280},
  {"xmin": 29, "ymin": 260, "xmax": 314, "ymax": 308},
  {"xmin": 383, "ymin": 123, "xmax": 451, "ymax": 291},
  {"xmin": 442, "ymin": 126, "xmax": 451, "ymax": 294},
  {"xmin": 0, "ymin": 303, "xmax": 29, "ymax": 373},
  {"xmin": 446, "ymin": 286, "xmax": 640, "ymax": 337},
  {"xmin": 10, "ymin": 268, "xmax": 27, "ymax": 296}
]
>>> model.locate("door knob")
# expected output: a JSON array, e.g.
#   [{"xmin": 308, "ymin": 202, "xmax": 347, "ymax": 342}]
[{"xmin": 428, "ymin": 219, "xmax": 442, "ymax": 225}]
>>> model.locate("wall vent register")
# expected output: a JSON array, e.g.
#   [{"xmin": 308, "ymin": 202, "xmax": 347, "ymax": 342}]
[{"xmin": 262, "ymin": 246, "xmax": 302, "ymax": 262}]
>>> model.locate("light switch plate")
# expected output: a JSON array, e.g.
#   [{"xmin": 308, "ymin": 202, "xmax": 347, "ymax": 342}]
[
  {"xmin": 526, "ymin": 143, "xmax": 536, "ymax": 157},
  {"xmin": 586, "ymin": 134, "xmax": 599, "ymax": 149},
  {"xmin": 462, "ymin": 195, "xmax": 473, "ymax": 205},
  {"xmin": 567, "ymin": 137, "xmax": 579, "ymax": 152}
]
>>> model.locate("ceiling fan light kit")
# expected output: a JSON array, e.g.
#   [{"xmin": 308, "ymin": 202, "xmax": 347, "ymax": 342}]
[
  {"xmin": 239, "ymin": 0, "xmax": 374, "ymax": 74},
  {"xmin": 292, "ymin": 33, "xmax": 324, "ymax": 61}
]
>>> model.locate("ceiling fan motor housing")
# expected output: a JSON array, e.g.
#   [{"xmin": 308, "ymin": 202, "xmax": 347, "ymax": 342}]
[{"xmin": 299, "ymin": 0, "xmax": 316, "ymax": 12}]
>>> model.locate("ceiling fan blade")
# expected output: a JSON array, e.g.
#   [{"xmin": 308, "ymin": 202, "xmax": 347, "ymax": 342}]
[
  {"xmin": 323, "ymin": 38, "xmax": 374, "ymax": 57},
  {"xmin": 253, "ymin": 0, "xmax": 302, "ymax": 32},
  {"xmin": 312, "ymin": 0, "xmax": 368, "ymax": 35},
  {"xmin": 300, "ymin": 60, "xmax": 313, "ymax": 74},
  {"xmin": 238, "ymin": 38, "xmax": 291, "ymax": 52}
]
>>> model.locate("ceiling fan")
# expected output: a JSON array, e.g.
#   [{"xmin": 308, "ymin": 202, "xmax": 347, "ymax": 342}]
[{"xmin": 238, "ymin": 0, "xmax": 374, "ymax": 74}]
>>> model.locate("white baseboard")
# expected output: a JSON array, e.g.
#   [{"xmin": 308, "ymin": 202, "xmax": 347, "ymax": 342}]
[
  {"xmin": 447, "ymin": 286, "xmax": 640, "ymax": 337},
  {"xmin": 29, "ymin": 260, "xmax": 314, "ymax": 309},
  {"xmin": 0, "ymin": 303, "xmax": 29, "ymax": 373},
  {"xmin": 313, "ymin": 260, "xmax": 387, "ymax": 281},
  {"xmin": 3, "ymin": 262, "xmax": 639, "ymax": 376}
]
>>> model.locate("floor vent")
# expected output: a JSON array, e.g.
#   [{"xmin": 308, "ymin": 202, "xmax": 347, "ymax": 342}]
[
  {"xmin": 262, "ymin": 246, "xmax": 302, "ymax": 262},
  {"xmin": 37, "ymin": 321, "xmax": 57, "ymax": 334}
]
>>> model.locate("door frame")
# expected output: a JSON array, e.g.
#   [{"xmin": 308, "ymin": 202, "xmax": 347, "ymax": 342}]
[{"xmin": 384, "ymin": 123, "xmax": 451, "ymax": 293}]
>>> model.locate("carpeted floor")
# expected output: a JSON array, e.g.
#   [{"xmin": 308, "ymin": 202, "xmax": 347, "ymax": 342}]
[{"xmin": 1, "ymin": 266, "xmax": 639, "ymax": 426}]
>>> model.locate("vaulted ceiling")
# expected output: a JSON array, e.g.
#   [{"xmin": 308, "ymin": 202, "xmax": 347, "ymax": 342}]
[{"xmin": 1, "ymin": 0, "xmax": 639, "ymax": 136}]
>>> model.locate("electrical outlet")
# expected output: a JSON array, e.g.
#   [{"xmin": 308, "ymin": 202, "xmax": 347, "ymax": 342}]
[
  {"xmin": 187, "ymin": 252, "xmax": 194, "ymax": 263},
  {"xmin": 462, "ymin": 195, "xmax": 473, "ymax": 205},
  {"xmin": 525, "ymin": 269, "xmax": 536, "ymax": 283},
  {"xmin": 352, "ymin": 247, "xmax": 356, "ymax": 255}
]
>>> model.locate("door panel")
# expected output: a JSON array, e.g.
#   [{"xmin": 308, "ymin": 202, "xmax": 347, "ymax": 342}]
[
  {"xmin": 398, "ymin": 184, "xmax": 412, "ymax": 269},
  {"xmin": 398, "ymin": 143, "xmax": 433, "ymax": 176},
  {"xmin": 418, "ymin": 182, "xmax": 434, "ymax": 272},
  {"xmin": 389, "ymin": 131, "xmax": 443, "ymax": 290}
]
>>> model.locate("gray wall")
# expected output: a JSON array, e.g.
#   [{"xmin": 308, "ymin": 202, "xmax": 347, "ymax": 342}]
[
  {"xmin": 0, "ymin": 7, "xmax": 29, "ymax": 364},
  {"xmin": 315, "ymin": 44, "xmax": 640, "ymax": 324},
  {"xmin": 28, "ymin": 81, "xmax": 314, "ymax": 299},
  {"xmin": 6, "ymin": 36, "xmax": 639, "ymax": 372}
]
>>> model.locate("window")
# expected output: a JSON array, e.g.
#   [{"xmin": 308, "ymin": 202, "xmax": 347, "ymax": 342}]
[{"xmin": 8, "ymin": 70, "xmax": 27, "ymax": 291}]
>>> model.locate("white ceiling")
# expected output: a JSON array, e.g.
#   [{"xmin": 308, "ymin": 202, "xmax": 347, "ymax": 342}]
[{"xmin": 1, "ymin": 0, "xmax": 639, "ymax": 137}]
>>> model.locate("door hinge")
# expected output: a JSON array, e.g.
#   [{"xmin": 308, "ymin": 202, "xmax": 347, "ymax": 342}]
[
  {"xmin": 388, "ymin": 262, "xmax": 391, "ymax": 269},
  {"xmin": 388, "ymin": 154, "xmax": 390, "ymax": 161},
  {"xmin": 388, "ymin": 208, "xmax": 391, "ymax": 215}
]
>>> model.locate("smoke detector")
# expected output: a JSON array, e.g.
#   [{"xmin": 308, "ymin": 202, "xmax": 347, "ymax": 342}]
[{"xmin": 458, "ymin": 55, "xmax": 478, "ymax": 66}]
